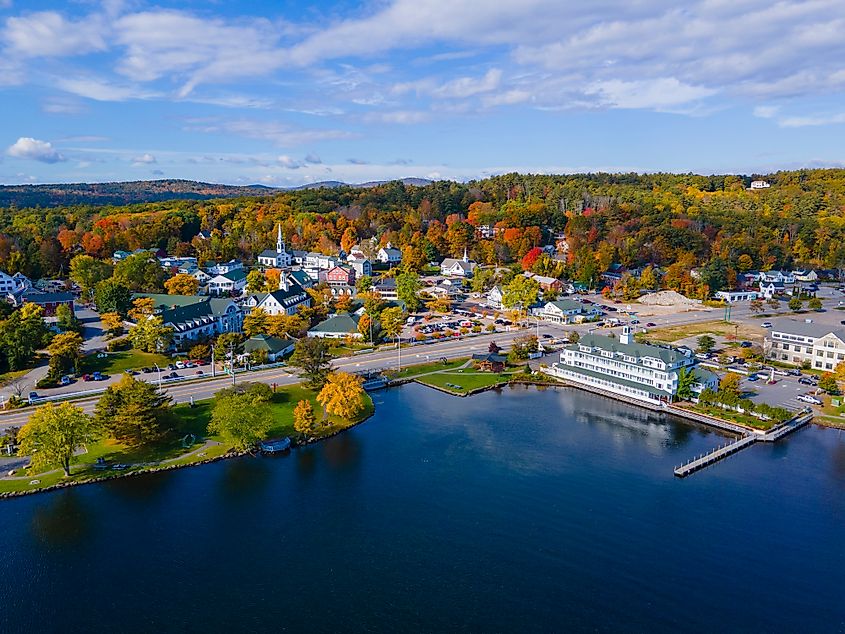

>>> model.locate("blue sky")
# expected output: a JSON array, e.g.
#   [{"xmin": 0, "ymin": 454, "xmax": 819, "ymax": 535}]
[{"xmin": 1, "ymin": 0, "xmax": 845, "ymax": 186}]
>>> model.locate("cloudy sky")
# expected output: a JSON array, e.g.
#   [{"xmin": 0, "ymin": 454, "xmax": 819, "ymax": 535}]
[{"xmin": 1, "ymin": 0, "xmax": 845, "ymax": 186}]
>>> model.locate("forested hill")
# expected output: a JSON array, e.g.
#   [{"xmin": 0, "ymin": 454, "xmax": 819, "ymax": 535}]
[
  {"xmin": 0, "ymin": 180, "xmax": 277, "ymax": 207},
  {"xmin": 0, "ymin": 177, "xmax": 435, "ymax": 207},
  {"xmin": 3, "ymin": 169, "xmax": 845, "ymax": 295}
]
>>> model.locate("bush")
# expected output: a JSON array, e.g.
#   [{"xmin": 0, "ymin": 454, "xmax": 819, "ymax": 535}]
[
  {"xmin": 36, "ymin": 376, "xmax": 58, "ymax": 389},
  {"xmin": 107, "ymin": 337, "xmax": 131, "ymax": 352}
]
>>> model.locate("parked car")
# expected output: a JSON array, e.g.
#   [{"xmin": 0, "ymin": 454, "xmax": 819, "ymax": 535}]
[
  {"xmin": 630, "ymin": 319, "xmax": 640, "ymax": 324},
  {"xmin": 645, "ymin": 322, "xmax": 656, "ymax": 327},
  {"xmin": 92, "ymin": 371, "xmax": 107, "ymax": 381},
  {"xmin": 60, "ymin": 375, "xmax": 73, "ymax": 386},
  {"xmin": 542, "ymin": 333, "xmax": 553, "ymax": 339},
  {"xmin": 740, "ymin": 341, "xmax": 752, "ymax": 348},
  {"xmin": 166, "ymin": 371, "xmax": 179, "ymax": 379},
  {"xmin": 167, "ymin": 363, "xmax": 176, "ymax": 371},
  {"xmin": 761, "ymin": 322, "xmax": 773, "ymax": 328},
  {"xmin": 124, "ymin": 369, "xmax": 137, "ymax": 375},
  {"xmin": 799, "ymin": 377, "xmax": 816, "ymax": 385},
  {"xmin": 747, "ymin": 374, "xmax": 759, "ymax": 382},
  {"xmin": 27, "ymin": 391, "xmax": 39, "ymax": 403},
  {"xmin": 786, "ymin": 369, "xmax": 802, "ymax": 376},
  {"xmin": 797, "ymin": 394, "xmax": 822, "ymax": 405},
  {"xmin": 141, "ymin": 367, "xmax": 152, "ymax": 373},
  {"xmin": 195, "ymin": 370, "xmax": 204, "ymax": 376},
  {"xmin": 175, "ymin": 361, "xmax": 185, "ymax": 369},
  {"xmin": 81, "ymin": 374, "xmax": 92, "ymax": 382}
]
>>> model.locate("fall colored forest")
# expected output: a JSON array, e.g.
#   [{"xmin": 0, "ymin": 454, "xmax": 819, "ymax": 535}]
[{"xmin": 3, "ymin": 169, "xmax": 845, "ymax": 296}]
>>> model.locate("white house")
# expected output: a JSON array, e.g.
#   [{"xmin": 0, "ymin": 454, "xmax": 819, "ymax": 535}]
[
  {"xmin": 792, "ymin": 270, "xmax": 819, "ymax": 283},
  {"xmin": 544, "ymin": 326, "xmax": 715, "ymax": 404},
  {"xmin": 257, "ymin": 224, "xmax": 293, "ymax": 269},
  {"xmin": 759, "ymin": 281, "xmax": 785, "ymax": 299},
  {"xmin": 440, "ymin": 249, "xmax": 477, "ymax": 278},
  {"xmin": 376, "ymin": 243, "xmax": 402, "ymax": 265},
  {"xmin": 0, "ymin": 270, "xmax": 23, "ymax": 295},
  {"xmin": 347, "ymin": 252, "xmax": 373, "ymax": 278},
  {"xmin": 750, "ymin": 180, "xmax": 771, "ymax": 189},
  {"xmin": 207, "ymin": 268, "xmax": 247, "ymax": 296},
  {"xmin": 759, "ymin": 270, "xmax": 795, "ymax": 285},
  {"xmin": 534, "ymin": 299, "xmax": 601, "ymax": 324},
  {"xmin": 245, "ymin": 276, "xmax": 310, "ymax": 316},
  {"xmin": 207, "ymin": 260, "xmax": 243, "ymax": 276},
  {"xmin": 486, "ymin": 285, "xmax": 504, "ymax": 309}
]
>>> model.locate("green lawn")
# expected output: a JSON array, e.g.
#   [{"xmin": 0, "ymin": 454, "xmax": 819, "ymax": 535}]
[
  {"xmin": 415, "ymin": 369, "xmax": 518, "ymax": 394},
  {"xmin": 81, "ymin": 350, "xmax": 171, "ymax": 375},
  {"xmin": 386, "ymin": 357, "xmax": 469, "ymax": 380},
  {"xmin": 687, "ymin": 402, "xmax": 776, "ymax": 430},
  {"xmin": 0, "ymin": 384, "xmax": 374, "ymax": 495}
]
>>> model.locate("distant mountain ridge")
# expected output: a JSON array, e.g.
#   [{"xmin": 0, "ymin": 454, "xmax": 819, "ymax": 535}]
[{"xmin": 0, "ymin": 177, "xmax": 435, "ymax": 208}]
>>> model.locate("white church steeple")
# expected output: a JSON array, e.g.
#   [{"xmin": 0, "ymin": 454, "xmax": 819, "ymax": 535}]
[{"xmin": 276, "ymin": 223, "xmax": 284, "ymax": 254}]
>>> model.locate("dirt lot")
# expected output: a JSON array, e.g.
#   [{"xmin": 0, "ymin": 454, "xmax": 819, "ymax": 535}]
[{"xmin": 644, "ymin": 320, "xmax": 766, "ymax": 344}]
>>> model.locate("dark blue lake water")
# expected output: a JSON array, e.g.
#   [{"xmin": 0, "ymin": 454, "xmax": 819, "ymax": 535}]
[{"xmin": 1, "ymin": 384, "xmax": 844, "ymax": 633}]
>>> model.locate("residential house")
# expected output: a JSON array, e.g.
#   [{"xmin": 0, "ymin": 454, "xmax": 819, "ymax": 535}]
[
  {"xmin": 792, "ymin": 269, "xmax": 819, "ymax": 283},
  {"xmin": 759, "ymin": 281, "xmax": 785, "ymax": 299},
  {"xmin": 759, "ymin": 270, "xmax": 795, "ymax": 285},
  {"xmin": 207, "ymin": 260, "xmax": 244, "ymax": 276},
  {"xmin": 22, "ymin": 290, "xmax": 75, "ymax": 316},
  {"xmin": 472, "ymin": 353, "xmax": 507, "ymax": 373},
  {"xmin": 207, "ymin": 268, "xmax": 247, "ymax": 296},
  {"xmin": 347, "ymin": 252, "xmax": 373, "ymax": 278},
  {"xmin": 544, "ymin": 326, "xmax": 715, "ymax": 405},
  {"xmin": 526, "ymin": 272, "xmax": 564, "ymax": 293},
  {"xmin": 486, "ymin": 285, "xmax": 504, "ymax": 309},
  {"xmin": 750, "ymin": 180, "xmax": 771, "ymax": 189},
  {"xmin": 323, "ymin": 265, "xmax": 356, "ymax": 287},
  {"xmin": 373, "ymin": 277, "xmax": 398, "ymax": 300},
  {"xmin": 534, "ymin": 299, "xmax": 601, "ymax": 324},
  {"xmin": 376, "ymin": 243, "xmax": 402, "ymax": 265},
  {"xmin": 245, "ymin": 276, "xmax": 310, "ymax": 316},
  {"xmin": 307, "ymin": 313, "xmax": 362, "ymax": 339},
  {"xmin": 0, "ymin": 270, "xmax": 21, "ymax": 295}
]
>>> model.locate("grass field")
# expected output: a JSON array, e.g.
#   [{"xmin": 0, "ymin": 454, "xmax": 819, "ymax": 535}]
[
  {"xmin": 386, "ymin": 358, "xmax": 469, "ymax": 380},
  {"xmin": 81, "ymin": 350, "xmax": 171, "ymax": 375},
  {"xmin": 644, "ymin": 320, "xmax": 766, "ymax": 344},
  {"xmin": 0, "ymin": 384, "xmax": 374, "ymax": 495},
  {"xmin": 415, "ymin": 369, "xmax": 516, "ymax": 393}
]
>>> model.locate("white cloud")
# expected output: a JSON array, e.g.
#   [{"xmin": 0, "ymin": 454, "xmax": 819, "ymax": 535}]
[
  {"xmin": 54, "ymin": 76, "xmax": 158, "ymax": 102},
  {"xmin": 277, "ymin": 155, "xmax": 304, "ymax": 169},
  {"xmin": 432, "ymin": 68, "xmax": 502, "ymax": 98},
  {"xmin": 3, "ymin": 11, "xmax": 107, "ymax": 57},
  {"xmin": 585, "ymin": 78, "xmax": 717, "ymax": 110},
  {"xmin": 183, "ymin": 118, "xmax": 357, "ymax": 146},
  {"xmin": 366, "ymin": 110, "xmax": 430, "ymax": 124},
  {"xmin": 6, "ymin": 137, "xmax": 66, "ymax": 163},
  {"xmin": 131, "ymin": 153, "xmax": 156, "ymax": 165}
]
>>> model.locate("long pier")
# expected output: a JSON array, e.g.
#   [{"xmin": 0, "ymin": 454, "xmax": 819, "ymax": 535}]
[{"xmin": 674, "ymin": 412, "xmax": 813, "ymax": 477}]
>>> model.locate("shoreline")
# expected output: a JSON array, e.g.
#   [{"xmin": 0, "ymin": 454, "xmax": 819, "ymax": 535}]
[{"xmin": 2, "ymin": 370, "xmax": 813, "ymax": 499}]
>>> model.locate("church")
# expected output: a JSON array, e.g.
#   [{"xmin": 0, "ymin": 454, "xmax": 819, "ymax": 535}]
[{"xmin": 257, "ymin": 224, "xmax": 293, "ymax": 269}]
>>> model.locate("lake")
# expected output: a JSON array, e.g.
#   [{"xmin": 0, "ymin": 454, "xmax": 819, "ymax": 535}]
[{"xmin": 1, "ymin": 384, "xmax": 844, "ymax": 633}]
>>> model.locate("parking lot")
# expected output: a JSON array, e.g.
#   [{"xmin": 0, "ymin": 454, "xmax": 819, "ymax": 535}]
[{"xmin": 744, "ymin": 371, "xmax": 822, "ymax": 410}]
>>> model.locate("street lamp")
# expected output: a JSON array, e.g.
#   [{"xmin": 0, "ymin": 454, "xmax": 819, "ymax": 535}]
[{"xmin": 154, "ymin": 363, "xmax": 162, "ymax": 393}]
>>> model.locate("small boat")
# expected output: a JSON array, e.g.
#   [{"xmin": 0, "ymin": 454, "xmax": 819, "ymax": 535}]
[{"xmin": 259, "ymin": 437, "xmax": 291, "ymax": 454}]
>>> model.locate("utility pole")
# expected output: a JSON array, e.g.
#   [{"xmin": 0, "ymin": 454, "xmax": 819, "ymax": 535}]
[
  {"xmin": 230, "ymin": 342, "xmax": 236, "ymax": 386},
  {"xmin": 211, "ymin": 344, "xmax": 216, "ymax": 378}
]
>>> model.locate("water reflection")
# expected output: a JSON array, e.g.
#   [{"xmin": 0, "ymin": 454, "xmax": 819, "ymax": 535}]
[
  {"xmin": 30, "ymin": 490, "xmax": 94, "ymax": 547},
  {"xmin": 322, "ymin": 433, "xmax": 362, "ymax": 473},
  {"xmin": 295, "ymin": 447, "xmax": 318, "ymax": 479},
  {"xmin": 103, "ymin": 470, "xmax": 172, "ymax": 503},
  {"xmin": 218, "ymin": 456, "xmax": 273, "ymax": 501}
]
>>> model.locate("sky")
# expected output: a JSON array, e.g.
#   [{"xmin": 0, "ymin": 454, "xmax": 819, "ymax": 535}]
[{"xmin": 1, "ymin": 0, "xmax": 845, "ymax": 186}]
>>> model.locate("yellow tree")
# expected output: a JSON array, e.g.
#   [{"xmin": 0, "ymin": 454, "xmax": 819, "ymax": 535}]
[
  {"xmin": 293, "ymin": 399, "xmax": 319, "ymax": 436},
  {"xmin": 101, "ymin": 311, "xmax": 124, "ymax": 335},
  {"xmin": 127, "ymin": 297, "xmax": 155, "ymax": 322},
  {"xmin": 164, "ymin": 273, "xmax": 200, "ymax": 295},
  {"xmin": 243, "ymin": 307, "xmax": 269, "ymax": 336},
  {"xmin": 317, "ymin": 372, "xmax": 366, "ymax": 420},
  {"xmin": 335, "ymin": 294, "xmax": 353, "ymax": 313}
]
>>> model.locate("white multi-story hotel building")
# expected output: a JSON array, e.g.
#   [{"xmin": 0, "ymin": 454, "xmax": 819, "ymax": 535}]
[
  {"xmin": 544, "ymin": 326, "xmax": 717, "ymax": 404},
  {"xmin": 766, "ymin": 318, "xmax": 845, "ymax": 371}
]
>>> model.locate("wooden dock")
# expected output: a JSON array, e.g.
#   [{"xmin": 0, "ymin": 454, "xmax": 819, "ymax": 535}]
[
  {"xmin": 673, "ymin": 435, "xmax": 758, "ymax": 477},
  {"xmin": 674, "ymin": 412, "xmax": 813, "ymax": 478}
]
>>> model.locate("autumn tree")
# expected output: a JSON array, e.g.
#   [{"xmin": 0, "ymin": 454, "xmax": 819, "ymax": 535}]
[
  {"xmin": 101, "ymin": 311, "xmax": 124, "ymax": 336},
  {"xmin": 317, "ymin": 372, "xmax": 367, "ymax": 420},
  {"xmin": 788, "ymin": 297, "xmax": 803, "ymax": 312},
  {"xmin": 94, "ymin": 375, "xmax": 174, "ymax": 447},
  {"xmin": 47, "ymin": 331, "xmax": 84, "ymax": 378},
  {"xmin": 293, "ymin": 399, "xmax": 320, "ymax": 437},
  {"xmin": 18, "ymin": 403, "xmax": 99, "ymax": 477},
  {"xmin": 114, "ymin": 252, "xmax": 167, "ymax": 292},
  {"xmin": 243, "ymin": 307, "xmax": 269, "ymax": 337},
  {"xmin": 335, "ymin": 294, "xmax": 353, "ymax": 313},
  {"xmin": 128, "ymin": 315, "xmax": 173, "ymax": 352},
  {"xmin": 380, "ymin": 306, "xmax": 405, "ymax": 341},
  {"xmin": 502, "ymin": 275, "xmax": 539, "ymax": 313},
  {"xmin": 164, "ymin": 273, "xmax": 200, "ymax": 296},
  {"xmin": 246, "ymin": 269, "xmax": 266, "ymax": 293}
]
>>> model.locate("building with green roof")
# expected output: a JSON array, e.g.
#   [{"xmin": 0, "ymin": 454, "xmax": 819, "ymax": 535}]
[
  {"xmin": 307, "ymin": 313, "xmax": 362, "ymax": 339},
  {"xmin": 544, "ymin": 325, "xmax": 717, "ymax": 404}
]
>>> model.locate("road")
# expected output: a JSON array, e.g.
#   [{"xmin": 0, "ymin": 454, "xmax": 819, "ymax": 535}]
[{"xmin": 0, "ymin": 292, "xmax": 810, "ymax": 430}]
